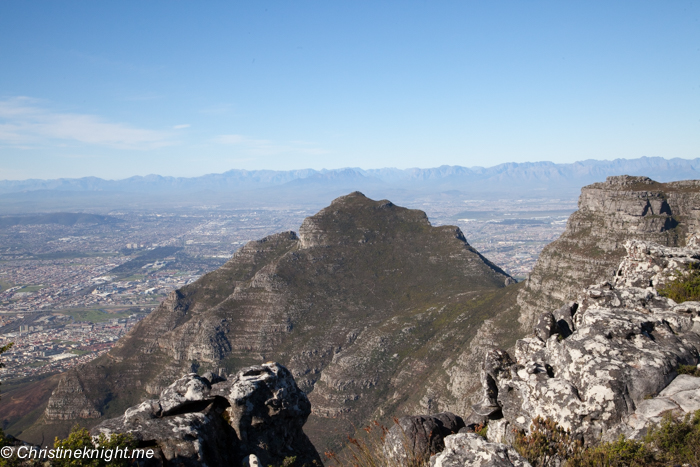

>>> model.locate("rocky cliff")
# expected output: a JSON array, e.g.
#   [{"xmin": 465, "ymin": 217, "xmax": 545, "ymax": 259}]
[
  {"xmin": 517, "ymin": 175, "xmax": 700, "ymax": 329},
  {"xmin": 453, "ymin": 237, "xmax": 700, "ymax": 460},
  {"xmin": 382, "ymin": 235, "xmax": 700, "ymax": 466},
  {"xmin": 16, "ymin": 192, "xmax": 522, "ymax": 452}
]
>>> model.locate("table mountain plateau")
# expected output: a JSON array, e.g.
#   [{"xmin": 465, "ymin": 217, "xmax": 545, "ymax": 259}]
[
  {"xmin": 517, "ymin": 175, "xmax": 700, "ymax": 329},
  {"xmin": 10, "ymin": 192, "xmax": 522, "ymax": 452}
]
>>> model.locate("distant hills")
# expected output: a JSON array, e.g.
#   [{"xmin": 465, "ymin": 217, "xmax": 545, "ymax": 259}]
[{"xmin": 2, "ymin": 157, "xmax": 699, "ymax": 212}]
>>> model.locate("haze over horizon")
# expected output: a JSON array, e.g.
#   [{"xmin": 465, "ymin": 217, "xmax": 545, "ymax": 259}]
[{"xmin": 1, "ymin": 1, "xmax": 698, "ymax": 181}]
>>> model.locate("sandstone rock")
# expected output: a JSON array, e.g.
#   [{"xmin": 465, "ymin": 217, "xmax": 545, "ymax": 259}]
[
  {"xmin": 223, "ymin": 363, "xmax": 320, "ymax": 466},
  {"xmin": 429, "ymin": 433, "xmax": 531, "ymax": 467},
  {"xmin": 158, "ymin": 373, "xmax": 213, "ymax": 415},
  {"xmin": 92, "ymin": 362, "xmax": 322, "ymax": 467},
  {"xmin": 384, "ymin": 412, "xmax": 465, "ymax": 463},
  {"xmin": 44, "ymin": 373, "xmax": 100, "ymax": 420},
  {"xmin": 471, "ymin": 239, "xmax": 700, "ymax": 446},
  {"xmin": 517, "ymin": 176, "xmax": 700, "ymax": 330},
  {"xmin": 533, "ymin": 312, "xmax": 556, "ymax": 342}
]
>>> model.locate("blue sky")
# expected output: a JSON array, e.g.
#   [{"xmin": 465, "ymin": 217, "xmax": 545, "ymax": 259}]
[{"xmin": 0, "ymin": 1, "xmax": 698, "ymax": 180}]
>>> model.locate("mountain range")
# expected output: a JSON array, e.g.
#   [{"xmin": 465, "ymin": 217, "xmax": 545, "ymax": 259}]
[{"xmin": 2, "ymin": 157, "xmax": 700, "ymax": 212}]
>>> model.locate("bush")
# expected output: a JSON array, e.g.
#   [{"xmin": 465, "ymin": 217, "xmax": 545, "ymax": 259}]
[
  {"xmin": 659, "ymin": 263, "xmax": 700, "ymax": 303},
  {"xmin": 515, "ymin": 411, "xmax": 700, "ymax": 467},
  {"xmin": 571, "ymin": 435, "xmax": 656, "ymax": 467},
  {"xmin": 52, "ymin": 425, "xmax": 137, "ymax": 467},
  {"xmin": 644, "ymin": 410, "xmax": 700, "ymax": 466},
  {"xmin": 676, "ymin": 363, "xmax": 700, "ymax": 377},
  {"xmin": 513, "ymin": 416, "xmax": 582, "ymax": 467}
]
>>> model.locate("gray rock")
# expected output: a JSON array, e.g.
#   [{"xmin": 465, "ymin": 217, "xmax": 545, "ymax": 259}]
[
  {"xmin": 92, "ymin": 362, "xmax": 322, "ymax": 467},
  {"xmin": 552, "ymin": 303, "xmax": 576, "ymax": 338},
  {"xmin": 658, "ymin": 375, "xmax": 700, "ymax": 413},
  {"xmin": 533, "ymin": 313, "xmax": 556, "ymax": 342},
  {"xmin": 223, "ymin": 362, "xmax": 321, "ymax": 467},
  {"xmin": 473, "ymin": 350, "xmax": 514, "ymax": 417},
  {"xmin": 384, "ymin": 412, "xmax": 466, "ymax": 463},
  {"xmin": 429, "ymin": 433, "xmax": 531, "ymax": 467},
  {"xmin": 517, "ymin": 176, "xmax": 700, "ymax": 332},
  {"xmin": 158, "ymin": 373, "xmax": 212, "ymax": 415},
  {"xmin": 474, "ymin": 239, "xmax": 700, "ymax": 445}
]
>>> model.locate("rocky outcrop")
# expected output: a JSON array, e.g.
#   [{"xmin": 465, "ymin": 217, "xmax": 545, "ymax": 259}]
[
  {"xmin": 470, "ymin": 238, "xmax": 700, "ymax": 448},
  {"xmin": 92, "ymin": 362, "xmax": 322, "ymax": 467},
  {"xmin": 26, "ymin": 192, "xmax": 518, "ymax": 451},
  {"xmin": 383, "ymin": 412, "xmax": 465, "ymax": 463},
  {"xmin": 44, "ymin": 373, "xmax": 100, "ymax": 420},
  {"xmin": 517, "ymin": 175, "xmax": 700, "ymax": 329},
  {"xmin": 429, "ymin": 433, "xmax": 531, "ymax": 467}
]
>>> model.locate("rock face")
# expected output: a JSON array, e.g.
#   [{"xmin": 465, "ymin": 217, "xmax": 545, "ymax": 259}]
[
  {"xmin": 517, "ymin": 176, "xmax": 700, "ymax": 329},
  {"xmin": 471, "ymin": 238, "xmax": 700, "ymax": 447},
  {"xmin": 21, "ymin": 192, "xmax": 520, "ymax": 452},
  {"xmin": 92, "ymin": 362, "xmax": 322, "ymax": 467},
  {"xmin": 429, "ymin": 433, "xmax": 531, "ymax": 467},
  {"xmin": 44, "ymin": 373, "xmax": 100, "ymax": 420},
  {"xmin": 384, "ymin": 412, "xmax": 465, "ymax": 463}
]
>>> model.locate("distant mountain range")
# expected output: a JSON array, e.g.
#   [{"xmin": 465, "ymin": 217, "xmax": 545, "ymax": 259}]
[{"xmin": 2, "ymin": 157, "xmax": 699, "ymax": 212}]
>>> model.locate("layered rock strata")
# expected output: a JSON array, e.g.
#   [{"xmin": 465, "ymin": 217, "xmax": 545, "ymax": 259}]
[
  {"xmin": 22, "ymin": 192, "xmax": 517, "ymax": 451},
  {"xmin": 92, "ymin": 362, "xmax": 322, "ymax": 467},
  {"xmin": 517, "ymin": 175, "xmax": 700, "ymax": 329}
]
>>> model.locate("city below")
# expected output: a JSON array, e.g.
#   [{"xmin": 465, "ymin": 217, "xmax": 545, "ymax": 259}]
[{"xmin": 0, "ymin": 195, "xmax": 575, "ymax": 384}]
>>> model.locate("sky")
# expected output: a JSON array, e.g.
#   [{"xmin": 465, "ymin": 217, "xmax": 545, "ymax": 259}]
[{"xmin": 0, "ymin": 1, "xmax": 698, "ymax": 180}]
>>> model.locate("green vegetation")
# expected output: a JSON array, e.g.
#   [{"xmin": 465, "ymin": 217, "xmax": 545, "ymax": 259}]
[
  {"xmin": 659, "ymin": 263, "xmax": 700, "ymax": 303},
  {"xmin": 512, "ymin": 412, "xmax": 700, "ymax": 467},
  {"xmin": 119, "ymin": 274, "xmax": 145, "ymax": 281},
  {"xmin": 26, "ymin": 361, "xmax": 50, "ymax": 368},
  {"xmin": 677, "ymin": 363, "xmax": 700, "ymax": 377},
  {"xmin": 0, "ymin": 279, "xmax": 12, "ymax": 293},
  {"xmin": 52, "ymin": 425, "xmax": 137, "ymax": 467},
  {"xmin": 18, "ymin": 285, "xmax": 44, "ymax": 293},
  {"xmin": 108, "ymin": 246, "xmax": 182, "ymax": 277}
]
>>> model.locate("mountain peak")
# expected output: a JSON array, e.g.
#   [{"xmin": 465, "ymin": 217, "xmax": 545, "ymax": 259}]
[{"xmin": 298, "ymin": 192, "xmax": 429, "ymax": 249}]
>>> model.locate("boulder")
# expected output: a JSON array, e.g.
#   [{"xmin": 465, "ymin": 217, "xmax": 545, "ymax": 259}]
[
  {"xmin": 429, "ymin": 433, "xmax": 531, "ymax": 467},
  {"xmin": 92, "ymin": 362, "xmax": 322, "ymax": 466},
  {"xmin": 384, "ymin": 412, "xmax": 465, "ymax": 463}
]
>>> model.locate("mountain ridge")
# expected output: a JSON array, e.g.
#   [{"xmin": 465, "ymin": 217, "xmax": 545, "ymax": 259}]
[
  {"xmin": 3, "ymin": 157, "xmax": 700, "ymax": 195},
  {"xmin": 9, "ymin": 192, "xmax": 520, "ymax": 453}
]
